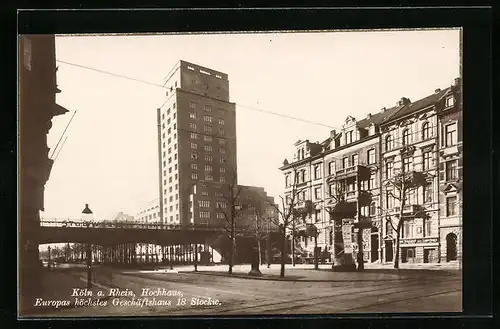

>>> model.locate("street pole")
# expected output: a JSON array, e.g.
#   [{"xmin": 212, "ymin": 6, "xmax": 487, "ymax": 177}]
[
  {"xmin": 194, "ymin": 243, "xmax": 198, "ymax": 272},
  {"xmin": 292, "ymin": 216, "xmax": 296, "ymax": 267},
  {"xmin": 47, "ymin": 246, "xmax": 51, "ymax": 269},
  {"xmin": 86, "ymin": 243, "xmax": 92, "ymax": 288}
]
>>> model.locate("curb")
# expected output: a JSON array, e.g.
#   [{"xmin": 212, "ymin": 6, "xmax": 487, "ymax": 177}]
[{"xmin": 176, "ymin": 270, "xmax": 419, "ymax": 282}]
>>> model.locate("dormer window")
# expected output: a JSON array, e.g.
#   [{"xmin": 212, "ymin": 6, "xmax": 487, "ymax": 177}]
[
  {"xmin": 346, "ymin": 131, "xmax": 353, "ymax": 144},
  {"xmin": 446, "ymin": 96, "xmax": 455, "ymax": 108}
]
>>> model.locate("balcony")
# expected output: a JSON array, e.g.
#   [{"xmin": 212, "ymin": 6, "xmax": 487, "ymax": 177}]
[
  {"xmin": 335, "ymin": 164, "xmax": 370, "ymax": 180},
  {"xmin": 389, "ymin": 204, "xmax": 425, "ymax": 217},
  {"xmin": 335, "ymin": 190, "xmax": 372, "ymax": 203}
]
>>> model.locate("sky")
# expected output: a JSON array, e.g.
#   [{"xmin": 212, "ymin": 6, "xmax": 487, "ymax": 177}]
[{"xmin": 40, "ymin": 29, "xmax": 461, "ymax": 221}]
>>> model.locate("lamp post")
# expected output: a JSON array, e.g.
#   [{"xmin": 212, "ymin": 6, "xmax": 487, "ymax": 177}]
[{"xmin": 82, "ymin": 203, "xmax": 94, "ymax": 288}]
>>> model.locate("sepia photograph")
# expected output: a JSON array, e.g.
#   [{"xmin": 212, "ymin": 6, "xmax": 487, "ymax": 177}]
[{"xmin": 18, "ymin": 28, "xmax": 463, "ymax": 318}]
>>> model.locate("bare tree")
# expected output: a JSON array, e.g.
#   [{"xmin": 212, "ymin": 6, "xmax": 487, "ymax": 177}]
[
  {"xmin": 382, "ymin": 170, "xmax": 429, "ymax": 269},
  {"xmin": 267, "ymin": 167, "xmax": 309, "ymax": 278},
  {"xmin": 242, "ymin": 197, "xmax": 278, "ymax": 274},
  {"xmin": 216, "ymin": 168, "xmax": 247, "ymax": 274}
]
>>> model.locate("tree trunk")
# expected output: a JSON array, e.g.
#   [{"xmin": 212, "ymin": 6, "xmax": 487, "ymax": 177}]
[
  {"xmin": 280, "ymin": 230, "xmax": 286, "ymax": 278},
  {"xmin": 394, "ymin": 231, "xmax": 400, "ymax": 269},
  {"xmin": 257, "ymin": 238, "xmax": 262, "ymax": 265},
  {"xmin": 228, "ymin": 236, "xmax": 235, "ymax": 274}
]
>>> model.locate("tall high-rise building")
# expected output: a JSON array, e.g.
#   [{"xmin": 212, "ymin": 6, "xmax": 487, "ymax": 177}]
[{"xmin": 157, "ymin": 60, "xmax": 237, "ymax": 226}]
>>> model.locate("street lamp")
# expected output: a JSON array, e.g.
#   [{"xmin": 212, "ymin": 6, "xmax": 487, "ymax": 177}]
[{"xmin": 82, "ymin": 203, "xmax": 94, "ymax": 288}]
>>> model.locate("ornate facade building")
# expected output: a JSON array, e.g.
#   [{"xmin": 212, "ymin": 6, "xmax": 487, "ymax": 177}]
[{"xmin": 280, "ymin": 78, "xmax": 462, "ymax": 266}]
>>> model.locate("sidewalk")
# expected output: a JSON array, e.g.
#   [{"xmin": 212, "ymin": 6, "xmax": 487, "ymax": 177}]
[
  {"xmin": 172, "ymin": 262, "xmax": 461, "ymax": 282},
  {"xmin": 19, "ymin": 268, "xmax": 112, "ymax": 317}
]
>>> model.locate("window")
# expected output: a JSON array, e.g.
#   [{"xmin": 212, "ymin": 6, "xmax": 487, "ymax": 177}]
[
  {"xmin": 328, "ymin": 161, "xmax": 335, "ymax": 175},
  {"xmin": 218, "ymin": 118, "xmax": 225, "ymax": 125},
  {"xmin": 220, "ymin": 167, "xmax": 225, "ymax": 173},
  {"xmin": 190, "ymin": 123, "xmax": 196, "ymax": 130},
  {"xmin": 191, "ymin": 152, "xmax": 197, "ymax": 160},
  {"xmin": 219, "ymin": 138, "xmax": 226, "ymax": 145},
  {"xmin": 168, "ymin": 128, "xmax": 171, "ymax": 134},
  {"xmin": 446, "ymin": 160, "xmax": 457, "ymax": 180},
  {"xmin": 422, "ymin": 122, "xmax": 431, "ymax": 140},
  {"xmin": 205, "ymin": 174, "xmax": 213, "ymax": 181},
  {"xmin": 220, "ymin": 156, "xmax": 226, "ymax": 163},
  {"xmin": 168, "ymin": 168, "xmax": 172, "ymax": 174},
  {"xmin": 189, "ymin": 112, "xmax": 197, "ymax": 119},
  {"xmin": 385, "ymin": 135, "xmax": 393, "ymax": 151},
  {"xmin": 189, "ymin": 101, "xmax": 196, "ymax": 108},
  {"xmin": 402, "ymin": 129, "xmax": 410, "ymax": 146},
  {"xmin": 446, "ymin": 196, "xmax": 458, "ymax": 216},
  {"xmin": 191, "ymin": 79, "xmax": 196, "ymax": 85},
  {"xmin": 204, "ymin": 125, "xmax": 212, "ymax": 133},
  {"xmin": 285, "ymin": 175, "xmax": 290, "ymax": 187},
  {"xmin": 219, "ymin": 148, "xmax": 226, "ymax": 154},
  {"xmin": 367, "ymin": 149, "xmax": 375, "ymax": 164},
  {"xmin": 200, "ymin": 211, "xmax": 211, "ymax": 219},
  {"xmin": 352, "ymin": 154, "xmax": 358, "ymax": 166},
  {"xmin": 204, "ymin": 115, "xmax": 212, "ymax": 123},
  {"xmin": 386, "ymin": 191, "xmax": 394, "ymax": 208},
  {"xmin": 218, "ymin": 127, "xmax": 225, "ymax": 135},
  {"xmin": 205, "ymin": 154, "xmax": 213, "ymax": 162},
  {"xmin": 342, "ymin": 157, "xmax": 349, "ymax": 169},
  {"xmin": 190, "ymin": 143, "xmax": 197, "ymax": 149},
  {"xmin": 199, "ymin": 200, "xmax": 211, "ymax": 208},
  {"xmin": 204, "ymin": 135, "xmax": 212, "ymax": 142},
  {"xmin": 445, "ymin": 122, "xmax": 457, "ymax": 147},
  {"xmin": 190, "ymin": 133, "xmax": 197, "ymax": 140},
  {"xmin": 204, "ymin": 105, "xmax": 212, "ymax": 112},
  {"xmin": 314, "ymin": 187, "xmax": 321, "ymax": 199},
  {"xmin": 423, "ymin": 151, "xmax": 432, "ymax": 170},
  {"xmin": 168, "ymin": 138, "xmax": 171, "ymax": 144},
  {"xmin": 369, "ymin": 173, "xmax": 376, "ymax": 189},
  {"xmin": 346, "ymin": 131, "xmax": 353, "ymax": 144},
  {"xmin": 205, "ymin": 165, "xmax": 212, "ymax": 172},
  {"xmin": 168, "ymin": 147, "xmax": 172, "ymax": 154},
  {"xmin": 403, "ymin": 157, "xmax": 412, "ymax": 172},
  {"xmin": 425, "ymin": 220, "xmax": 433, "ymax": 237},
  {"xmin": 314, "ymin": 165, "xmax": 320, "ymax": 179},
  {"xmin": 423, "ymin": 183, "xmax": 433, "ymax": 203},
  {"xmin": 167, "ymin": 118, "xmax": 171, "ymax": 124},
  {"xmin": 369, "ymin": 202, "xmax": 376, "ymax": 216},
  {"xmin": 446, "ymin": 96, "xmax": 455, "ymax": 107},
  {"xmin": 220, "ymin": 175, "xmax": 226, "ymax": 182},
  {"xmin": 216, "ymin": 212, "xmax": 225, "ymax": 219},
  {"xmin": 204, "ymin": 145, "xmax": 212, "ymax": 152}
]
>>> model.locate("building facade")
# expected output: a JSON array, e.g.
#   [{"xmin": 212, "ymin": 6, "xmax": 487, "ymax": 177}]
[
  {"xmin": 157, "ymin": 60, "xmax": 237, "ymax": 226},
  {"xmin": 280, "ymin": 79, "xmax": 462, "ymax": 265},
  {"xmin": 436, "ymin": 78, "xmax": 463, "ymax": 263},
  {"xmin": 19, "ymin": 35, "xmax": 69, "ymax": 301}
]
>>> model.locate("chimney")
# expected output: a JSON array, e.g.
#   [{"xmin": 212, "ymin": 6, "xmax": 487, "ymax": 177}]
[
  {"xmin": 435, "ymin": 88, "xmax": 441, "ymax": 94},
  {"xmin": 398, "ymin": 97, "xmax": 411, "ymax": 106},
  {"xmin": 381, "ymin": 107, "xmax": 387, "ymax": 112},
  {"xmin": 330, "ymin": 129, "xmax": 337, "ymax": 138},
  {"xmin": 366, "ymin": 113, "xmax": 372, "ymax": 119},
  {"xmin": 454, "ymin": 77, "xmax": 461, "ymax": 86}
]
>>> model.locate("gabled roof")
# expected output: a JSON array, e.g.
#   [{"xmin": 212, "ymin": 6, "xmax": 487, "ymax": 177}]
[
  {"xmin": 357, "ymin": 104, "xmax": 405, "ymax": 129},
  {"xmin": 382, "ymin": 87, "xmax": 451, "ymax": 124}
]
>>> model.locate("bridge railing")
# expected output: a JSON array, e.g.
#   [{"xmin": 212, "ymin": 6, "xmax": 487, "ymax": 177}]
[{"xmin": 38, "ymin": 218, "xmax": 280, "ymax": 232}]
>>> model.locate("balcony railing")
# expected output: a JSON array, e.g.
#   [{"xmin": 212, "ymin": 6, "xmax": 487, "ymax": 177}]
[
  {"xmin": 389, "ymin": 204, "xmax": 423, "ymax": 215},
  {"xmin": 335, "ymin": 164, "xmax": 370, "ymax": 180}
]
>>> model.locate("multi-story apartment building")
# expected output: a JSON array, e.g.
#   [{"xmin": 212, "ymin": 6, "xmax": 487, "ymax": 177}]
[
  {"xmin": 436, "ymin": 78, "xmax": 462, "ymax": 263},
  {"xmin": 281, "ymin": 107, "xmax": 400, "ymax": 263},
  {"xmin": 157, "ymin": 61, "xmax": 236, "ymax": 226},
  {"xmin": 380, "ymin": 92, "xmax": 445, "ymax": 264},
  {"xmin": 280, "ymin": 78, "xmax": 462, "ymax": 266},
  {"xmin": 135, "ymin": 198, "xmax": 161, "ymax": 224}
]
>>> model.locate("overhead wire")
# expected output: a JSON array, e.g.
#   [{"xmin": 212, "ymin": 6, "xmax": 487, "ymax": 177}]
[{"xmin": 56, "ymin": 59, "xmax": 341, "ymax": 130}]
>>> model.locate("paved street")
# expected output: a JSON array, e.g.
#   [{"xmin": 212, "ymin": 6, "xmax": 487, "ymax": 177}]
[{"xmin": 21, "ymin": 263, "xmax": 461, "ymax": 317}]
